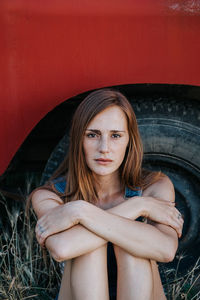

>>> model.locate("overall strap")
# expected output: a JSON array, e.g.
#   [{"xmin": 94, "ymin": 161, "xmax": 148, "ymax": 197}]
[
  {"xmin": 125, "ymin": 187, "xmax": 142, "ymax": 198},
  {"xmin": 53, "ymin": 178, "xmax": 142, "ymax": 197},
  {"xmin": 53, "ymin": 178, "xmax": 66, "ymax": 194}
]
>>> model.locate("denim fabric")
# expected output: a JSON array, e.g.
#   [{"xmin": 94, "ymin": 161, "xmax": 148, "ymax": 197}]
[{"xmin": 54, "ymin": 178, "xmax": 142, "ymax": 198}]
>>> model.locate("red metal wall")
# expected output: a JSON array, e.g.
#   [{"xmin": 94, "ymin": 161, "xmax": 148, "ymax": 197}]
[{"xmin": 0, "ymin": 0, "xmax": 200, "ymax": 175}]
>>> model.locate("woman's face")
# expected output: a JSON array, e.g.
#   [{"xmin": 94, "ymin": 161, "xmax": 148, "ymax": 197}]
[{"xmin": 83, "ymin": 105, "xmax": 129, "ymax": 178}]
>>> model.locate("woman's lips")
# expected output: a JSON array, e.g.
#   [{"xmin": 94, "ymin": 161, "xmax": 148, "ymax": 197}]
[{"xmin": 95, "ymin": 158, "xmax": 113, "ymax": 165}]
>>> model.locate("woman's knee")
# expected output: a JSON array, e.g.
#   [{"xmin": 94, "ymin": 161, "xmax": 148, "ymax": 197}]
[
  {"xmin": 70, "ymin": 245, "xmax": 109, "ymax": 300},
  {"xmin": 71, "ymin": 245, "xmax": 108, "ymax": 283},
  {"xmin": 114, "ymin": 245, "xmax": 151, "ymax": 269},
  {"xmin": 85, "ymin": 244, "xmax": 108, "ymax": 259},
  {"xmin": 114, "ymin": 246, "xmax": 154, "ymax": 300}
]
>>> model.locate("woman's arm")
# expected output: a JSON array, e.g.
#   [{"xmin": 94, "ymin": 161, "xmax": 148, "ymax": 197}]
[
  {"xmin": 44, "ymin": 197, "xmax": 147, "ymax": 261},
  {"xmin": 32, "ymin": 189, "xmax": 144, "ymax": 260},
  {"xmin": 81, "ymin": 176, "xmax": 182, "ymax": 263},
  {"xmin": 33, "ymin": 177, "xmax": 183, "ymax": 262},
  {"xmin": 77, "ymin": 205, "xmax": 179, "ymax": 263},
  {"xmin": 45, "ymin": 195, "xmax": 180, "ymax": 263},
  {"xmin": 44, "ymin": 197, "xmax": 181, "ymax": 262},
  {"xmin": 78, "ymin": 177, "xmax": 182, "ymax": 263}
]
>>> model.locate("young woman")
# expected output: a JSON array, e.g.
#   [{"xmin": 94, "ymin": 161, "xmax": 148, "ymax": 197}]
[{"xmin": 31, "ymin": 89, "xmax": 183, "ymax": 300}]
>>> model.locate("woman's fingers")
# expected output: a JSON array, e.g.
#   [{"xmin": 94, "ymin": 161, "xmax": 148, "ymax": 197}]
[
  {"xmin": 35, "ymin": 220, "xmax": 51, "ymax": 246},
  {"xmin": 175, "ymin": 212, "xmax": 184, "ymax": 238},
  {"xmin": 143, "ymin": 196, "xmax": 184, "ymax": 238},
  {"xmin": 36, "ymin": 211, "xmax": 61, "ymax": 237},
  {"xmin": 171, "ymin": 221, "xmax": 183, "ymax": 238},
  {"xmin": 154, "ymin": 200, "xmax": 184, "ymax": 237},
  {"xmin": 167, "ymin": 209, "xmax": 184, "ymax": 237}
]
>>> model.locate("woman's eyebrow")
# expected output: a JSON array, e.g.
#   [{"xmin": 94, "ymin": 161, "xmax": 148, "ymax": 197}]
[
  {"xmin": 86, "ymin": 129, "xmax": 125, "ymax": 133},
  {"xmin": 86, "ymin": 129, "xmax": 101, "ymax": 134},
  {"xmin": 110, "ymin": 130, "xmax": 126, "ymax": 133}
]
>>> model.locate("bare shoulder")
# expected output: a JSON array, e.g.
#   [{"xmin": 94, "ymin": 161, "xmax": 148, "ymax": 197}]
[
  {"xmin": 31, "ymin": 188, "xmax": 64, "ymax": 219},
  {"xmin": 142, "ymin": 175, "xmax": 175, "ymax": 202}
]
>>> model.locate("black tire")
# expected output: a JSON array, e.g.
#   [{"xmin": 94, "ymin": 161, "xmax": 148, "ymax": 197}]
[
  {"xmin": 41, "ymin": 134, "xmax": 69, "ymax": 185},
  {"xmin": 41, "ymin": 96, "xmax": 200, "ymax": 255},
  {"xmin": 132, "ymin": 98, "xmax": 200, "ymax": 254}
]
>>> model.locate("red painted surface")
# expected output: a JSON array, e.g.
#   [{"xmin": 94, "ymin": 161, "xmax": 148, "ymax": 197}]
[{"xmin": 0, "ymin": 0, "xmax": 200, "ymax": 175}]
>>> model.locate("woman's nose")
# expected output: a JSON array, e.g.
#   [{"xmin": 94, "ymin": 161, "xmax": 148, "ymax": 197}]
[{"xmin": 99, "ymin": 137, "xmax": 109, "ymax": 153}]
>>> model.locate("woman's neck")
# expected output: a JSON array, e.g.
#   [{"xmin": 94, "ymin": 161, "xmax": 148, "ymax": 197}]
[{"xmin": 95, "ymin": 172, "xmax": 123, "ymax": 203}]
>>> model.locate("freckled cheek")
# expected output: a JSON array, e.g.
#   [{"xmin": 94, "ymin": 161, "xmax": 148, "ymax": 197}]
[
  {"xmin": 83, "ymin": 141, "xmax": 97, "ymax": 159},
  {"xmin": 115, "ymin": 142, "xmax": 129, "ymax": 162}
]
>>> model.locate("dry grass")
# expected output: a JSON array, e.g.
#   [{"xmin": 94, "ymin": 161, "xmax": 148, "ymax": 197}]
[
  {"xmin": 0, "ymin": 190, "xmax": 61, "ymax": 300},
  {"xmin": 0, "ymin": 187, "xmax": 200, "ymax": 300},
  {"xmin": 162, "ymin": 255, "xmax": 200, "ymax": 299}
]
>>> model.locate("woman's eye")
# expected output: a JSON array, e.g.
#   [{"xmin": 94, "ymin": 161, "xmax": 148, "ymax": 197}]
[
  {"xmin": 86, "ymin": 133, "xmax": 97, "ymax": 138},
  {"xmin": 112, "ymin": 133, "xmax": 121, "ymax": 138}
]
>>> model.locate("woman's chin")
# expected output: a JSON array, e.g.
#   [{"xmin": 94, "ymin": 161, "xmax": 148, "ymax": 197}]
[{"xmin": 92, "ymin": 168, "xmax": 118, "ymax": 177}]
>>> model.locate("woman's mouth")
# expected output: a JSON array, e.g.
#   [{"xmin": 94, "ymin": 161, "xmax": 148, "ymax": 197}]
[{"xmin": 95, "ymin": 158, "xmax": 113, "ymax": 165}]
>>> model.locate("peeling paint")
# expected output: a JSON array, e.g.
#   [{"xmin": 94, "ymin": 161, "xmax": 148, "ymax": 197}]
[{"xmin": 167, "ymin": 0, "xmax": 200, "ymax": 15}]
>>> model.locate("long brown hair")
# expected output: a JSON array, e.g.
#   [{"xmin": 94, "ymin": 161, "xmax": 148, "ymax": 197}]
[{"xmin": 48, "ymin": 88, "xmax": 163, "ymax": 203}]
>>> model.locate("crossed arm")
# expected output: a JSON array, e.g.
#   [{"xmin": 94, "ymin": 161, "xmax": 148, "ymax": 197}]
[{"xmin": 32, "ymin": 177, "xmax": 183, "ymax": 263}]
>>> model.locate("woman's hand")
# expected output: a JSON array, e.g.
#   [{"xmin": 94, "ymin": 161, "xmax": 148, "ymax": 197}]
[
  {"xmin": 140, "ymin": 197, "xmax": 183, "ymax": 238},
  {"xmin": 35, "ymin": 200, "xmax": 85, "ymax": 247}
]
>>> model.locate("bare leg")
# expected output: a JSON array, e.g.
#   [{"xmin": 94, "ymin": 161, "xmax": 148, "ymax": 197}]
[
  {"xmin": 58, "ymin": 245, "xmax": 109, "ymax": 300},
  {"xmin": 150, "ymin": 260, "xmax": 167, "ymax": 300},
  {"xmin": 58, "ymin": 260, "xmax": 73, "ymax": 300},
  {"xmin": 114, "ymin": 246, "xmax": 166, "ymax": 300}
]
